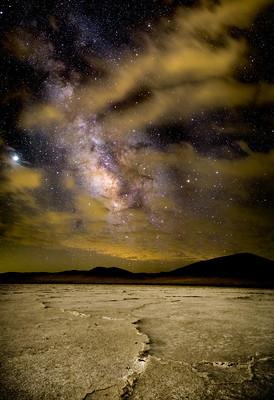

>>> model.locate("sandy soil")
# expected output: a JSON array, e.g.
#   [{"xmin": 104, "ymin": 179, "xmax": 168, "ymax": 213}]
[{"xmin": 0, "ymin": 284, "xmax": 273, "ymax": 399}]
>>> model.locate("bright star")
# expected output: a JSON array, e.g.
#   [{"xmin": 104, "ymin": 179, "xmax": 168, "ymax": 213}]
[{"xmin": 12, "ymin": 154, "xmax": 19, "ymax": 162}]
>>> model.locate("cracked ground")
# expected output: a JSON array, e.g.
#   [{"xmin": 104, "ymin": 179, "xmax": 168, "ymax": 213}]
[{"xmin": 0, "ymin": 285, "xmax": 273, "ymax": 399}]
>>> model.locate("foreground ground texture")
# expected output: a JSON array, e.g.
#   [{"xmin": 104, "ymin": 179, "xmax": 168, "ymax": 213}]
[{"xmin": 0, "ymin": 285, "xmax": 273, "ymax": 400}]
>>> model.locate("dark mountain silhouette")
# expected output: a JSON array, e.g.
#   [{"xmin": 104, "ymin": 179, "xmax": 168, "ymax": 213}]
[
  {"xmin": 0, "ymin": 253, "xmax": 273, "ymax": 287},
  {"xmin": 167, "ymin": 253, "xmax": 274, "ymax": 279},
  {"xmin": 88, "ymin": 267, "xmax": 133, "ymax": 277},
  {"xmin": 58, "ymin": 267, "xmax": 133, "ymax": 276}
]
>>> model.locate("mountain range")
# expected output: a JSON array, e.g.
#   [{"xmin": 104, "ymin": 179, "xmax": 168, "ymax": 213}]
[{"xmin": 0, "ymin": 253, "xmax": 274, "ymax": 287}]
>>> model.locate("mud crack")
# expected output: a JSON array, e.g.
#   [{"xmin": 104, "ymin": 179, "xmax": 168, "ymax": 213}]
[
  {"xmin": 60, "ymin": 308, "xmax": 90, "ymax": 318},
  {"xmin": 82, "ymin": 384, "xmax": 117, "ymax": 399},
  {"xmin": 120, "ymin": 319, "xmax": 151, "ymax": 399},
  {"xmin": 192, "ymin": 357, "xmax": 256, "ymax": 384}
]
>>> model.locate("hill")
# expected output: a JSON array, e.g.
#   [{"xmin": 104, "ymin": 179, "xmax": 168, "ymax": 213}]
[
  {"xmin": 0, "ymin": 253, "xmax": 273, "ymax": 287},
  {"xmin": 167, "ymin": 253, "xmax": 274, "ymax": 278}
]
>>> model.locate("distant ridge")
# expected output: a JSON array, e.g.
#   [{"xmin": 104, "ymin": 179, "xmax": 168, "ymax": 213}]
[
  {"xmin": 59, "ymin": 267, "xmax": 132, "ymax": 276},
  {"xmin": 167, "ymin": 253, "xmax": 274, "ymax": 278},
  {"xmin": 88, "ymin": 267, "xmax": 133, "ymax": 277},
  {"xmin": 1, "ymin": 253, "xmax": 274, "ymax": 287}
]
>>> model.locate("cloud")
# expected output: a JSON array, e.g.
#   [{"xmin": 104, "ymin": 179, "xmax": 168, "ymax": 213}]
[
  {"xmin": 1, "ymin": 141, "xmax": 273, "ymax": 266},
  {"xmin": 1, "ymin": 0, "xmax": 273, "ymax": 270},
  {"xmin": 4, "ymin": 28, "xmax": 65, "ymax": 73},
  {"xmin": 20, "ymin": 104, "xmax": 65, "ymax": 129},
  {"xmin": 16, "ymin": 0, "xmax": 273, "ymax": 136},
  {"xmin": 4, "ymin": 167, "xmax": 42, "ymax": 191}
]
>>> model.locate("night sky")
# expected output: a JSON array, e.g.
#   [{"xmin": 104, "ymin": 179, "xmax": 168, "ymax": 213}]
[{"xmin": 0, "ymin": 0, "xmax": 273, "ymax": 272}]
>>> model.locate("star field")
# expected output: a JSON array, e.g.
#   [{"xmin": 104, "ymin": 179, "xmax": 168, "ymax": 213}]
[{"xmin": 0, "ymin": 0, "xmax": 273, "ymax": 272}]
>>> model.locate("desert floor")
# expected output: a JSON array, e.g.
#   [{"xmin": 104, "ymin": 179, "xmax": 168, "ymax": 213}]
[{"xmin": 0, "ymin": 284, "xmax": 273, "ymax": 399}]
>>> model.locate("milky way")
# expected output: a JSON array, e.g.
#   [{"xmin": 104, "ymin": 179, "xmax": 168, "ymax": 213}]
[{"xmin": 0, "ymin": 0, "xmax": 273, "ymax": 272}]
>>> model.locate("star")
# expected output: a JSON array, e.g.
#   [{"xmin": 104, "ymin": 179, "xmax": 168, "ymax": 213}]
[{"xmin": 12, "ymin": 154, "xmax": 20, "ymax": 162}]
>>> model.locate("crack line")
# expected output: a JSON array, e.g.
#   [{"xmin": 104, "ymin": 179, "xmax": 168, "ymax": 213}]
[
  {"xmin": 82, "ymin": 384, "xmax": 117, "ymax": 399},
  {"xmin": 120, "ymin": 318, "xmax": 151, "ymax": 399}
]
